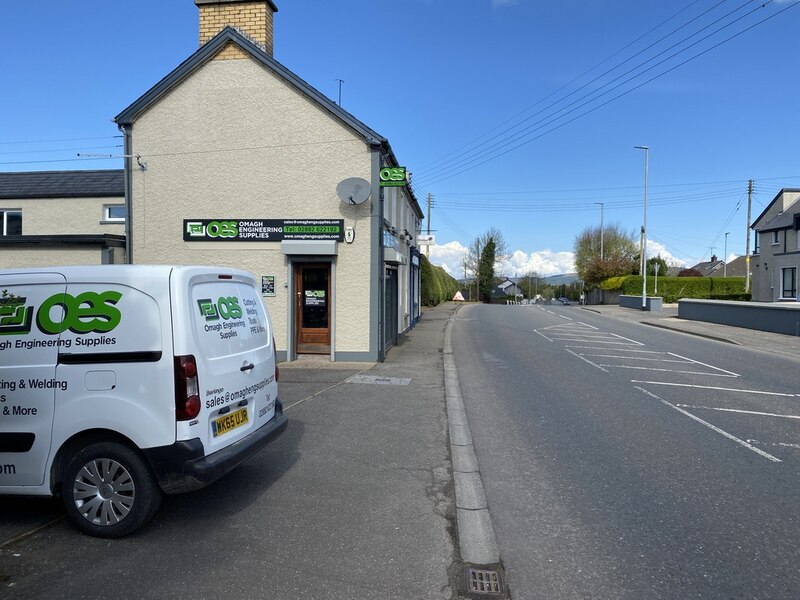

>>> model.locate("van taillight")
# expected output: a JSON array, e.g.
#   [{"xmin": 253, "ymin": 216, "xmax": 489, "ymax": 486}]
[
  {"xmin": 174, "ymin": 355, "xmax": 201, "ymax": 421},
  {"xmin": 273, "ymin": 337, "xmax": 279, "ymax": 382}
]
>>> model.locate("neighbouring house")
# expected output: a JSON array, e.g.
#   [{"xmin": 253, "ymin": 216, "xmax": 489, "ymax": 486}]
[
  {"xmin": 688, "ymin": 255, "xmax": 747, "ymax": 278},
  {"xmin": 750, "ymin": 188, "xmax": 800, "ymax": 302},
  {"xmin": 492, "ymin": 278, "xmax": 524, "ymax": 299},
  {"xmin": 0, "ymin": 170, "xmax": 126, "ymax": 268}
]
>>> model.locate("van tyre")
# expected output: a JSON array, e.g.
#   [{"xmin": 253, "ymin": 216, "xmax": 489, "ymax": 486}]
[{"xmin": 62, "ymin": 442, "xmax": 162, "ymax": 538}]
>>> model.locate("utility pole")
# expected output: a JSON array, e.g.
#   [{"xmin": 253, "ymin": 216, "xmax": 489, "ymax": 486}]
[
  {"xmin": 426, "ymin": 193, "xmax": 433, "ymax": 257},
  {"xmin": 745, "ymin": 179, "xmax": 753, "ymax": 293}
]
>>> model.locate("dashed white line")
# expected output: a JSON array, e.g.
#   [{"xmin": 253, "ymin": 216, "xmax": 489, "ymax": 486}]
[{"xmin": 635, "ymin": 386, "xmax": 782, "ymax": 463}]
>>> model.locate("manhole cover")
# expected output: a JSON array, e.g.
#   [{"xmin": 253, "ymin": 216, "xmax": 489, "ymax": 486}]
[
  {"xmin": 345, "ymin": 375, "xmax": 412, "ymax": 385},
  {"xmin": 467, "ymin": 567, "xmax": 503, "ymax": 595}
]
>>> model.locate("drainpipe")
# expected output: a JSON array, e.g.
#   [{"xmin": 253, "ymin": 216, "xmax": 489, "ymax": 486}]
[
  {"xmin": 370, "ymin": 143, "xmax": 385, "ymax": 362},
  {"xmin": 120, "ymin": 124, "xmax": 133, "ymax": 264}
]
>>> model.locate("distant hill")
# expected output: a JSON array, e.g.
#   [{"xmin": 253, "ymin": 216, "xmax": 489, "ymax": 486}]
[{"xmin": 543, "ymin": 273, "xmax": 579, "ymax": 285}]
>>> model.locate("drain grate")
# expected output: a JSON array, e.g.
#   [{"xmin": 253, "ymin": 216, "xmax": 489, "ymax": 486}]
[
  {"xmin": 345, "ymin": 375, "xmax": 412, "ymax": 385},
  {"xmin": 467, "ymin": 567, "xmax": 503, "ymax": 595}
]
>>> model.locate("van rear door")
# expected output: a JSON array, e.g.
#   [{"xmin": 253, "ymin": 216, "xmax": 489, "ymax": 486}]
[
  {"xmin": 177, "ymin": 271, "xmax": 277, "ymax": 454},
  {"xmin": 0, "ymin": 273, "xmax": 66, "ymax": 487}
]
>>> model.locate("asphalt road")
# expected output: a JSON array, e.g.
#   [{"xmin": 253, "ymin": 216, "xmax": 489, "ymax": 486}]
[{"xmin": 452, "ymin": 302, "xmax": 800, "ymax": 600}]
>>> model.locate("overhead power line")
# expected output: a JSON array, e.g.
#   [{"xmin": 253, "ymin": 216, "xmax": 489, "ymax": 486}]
[{"xmin": 414, "ymin": 0, "xmax": 798, "ymax": 187}]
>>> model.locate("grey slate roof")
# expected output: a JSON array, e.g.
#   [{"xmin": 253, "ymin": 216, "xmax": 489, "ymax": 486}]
[
  {"xmin": 114, "ymin": 26, "xmax": 422, "ymax": 218},
  {"xmin": 0, "ymin": 170, "xmax": 124, "ymax": 199},
  {"xmin": 752, "ymin": 188, "xmax": 800, "ymax": 230},
  {"xmin": 757, "ymin": 199, "xmax": 800, "ymax": 231}
]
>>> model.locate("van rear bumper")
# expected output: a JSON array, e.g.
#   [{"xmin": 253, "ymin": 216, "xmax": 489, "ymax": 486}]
[{"xmin": 144, "ymin": 400, "xmax": 288, "ymax": 494}]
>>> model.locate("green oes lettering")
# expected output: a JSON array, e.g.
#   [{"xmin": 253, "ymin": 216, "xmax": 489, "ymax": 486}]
[
  {"xmin": 206, "ymin": 221, "xmax": 238, "ymax": 238},
  {"xmin": 36, "ymin": 291, "xmax": 122, "ymax": 335},
  {"xmin": 199, "ymin": 297, "xmax": 242, "ymax": 321},
  {"xmin": 217, "ymin": 297, "xmax": 242, "ymax": 319}
]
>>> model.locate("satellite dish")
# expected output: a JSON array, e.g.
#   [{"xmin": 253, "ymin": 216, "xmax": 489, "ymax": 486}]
[{"xmin": 337, "ymin": 177, "xmax": 371, "ymax": 205}]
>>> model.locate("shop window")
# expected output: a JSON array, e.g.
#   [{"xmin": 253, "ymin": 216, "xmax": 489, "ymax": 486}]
[
  {"xmin": 103, "ymin": 204, "xmax": 126, "ymax": 222},
  {"xmin": 0, "ymin": 210, "xmax": 21, "ymax": 236},
  {"xmin": 781, "ymin": 267, "xmax": 797, "ymax": 299}
]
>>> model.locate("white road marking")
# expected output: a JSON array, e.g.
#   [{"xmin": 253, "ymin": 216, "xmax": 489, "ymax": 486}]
[
  {"xmin": 564, "ymin": 346, "xmax": 665, "ymax": 354},
  {"xmin": 558, "ymin": 315, "xmax": 572, "ymax": 320},
  {"xmin": 635, "ymin": 386, "xmax": 782, "ymax": 463},
  {"xmin": 748, "ymin": 439, "xmax": 800, "ymax": 450},
  {"xmin": 667, "ymin": 352, "xmax": 739, "ymax": 377},
  {"xmin": 607, "ymin": 365, "xmax": 737, "ymax": 377},
  {"xmin": 629, "ymin": 380, "xmax": 799, "ymax": 398},
  {"xmin": 565, "ymin": 348, "xmax": 608, "ymax": 372},
  {"xmin": 534, "ymin": 330, "xmax": 553, "ymax": 341},
  {"xmin": 676, "ymin": 405, "xmax": 800, "ymax": 420},
  {"xmin": 581, "ymin": 354, "xmax": 692, "ymax": 363}
]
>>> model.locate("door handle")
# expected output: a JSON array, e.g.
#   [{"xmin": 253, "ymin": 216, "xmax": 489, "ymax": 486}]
[{"xmin": 240, "ymin": 362, "xmax": 255, "ymax": 372}]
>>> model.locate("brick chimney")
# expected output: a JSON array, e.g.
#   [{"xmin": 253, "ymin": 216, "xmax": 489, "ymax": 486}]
[{"xmin": 195, "ymin": 0, "xmax": 278, "ymax": 55}]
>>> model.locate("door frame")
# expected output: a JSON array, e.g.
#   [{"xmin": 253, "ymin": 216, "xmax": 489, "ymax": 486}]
[{"xmin": 288, "ymin": 259, "xmax": 335, "ymax": 360}]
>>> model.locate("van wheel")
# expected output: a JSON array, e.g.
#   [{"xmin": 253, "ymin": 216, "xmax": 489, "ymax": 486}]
[{"xmin": 62, "ymin": 442, "xmax": 162, "ymax": 538}]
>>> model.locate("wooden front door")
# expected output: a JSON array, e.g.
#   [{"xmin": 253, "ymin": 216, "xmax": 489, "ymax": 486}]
[{"xmin": 295, "ymin": 263, "xmax": 331, "ymax": 354}]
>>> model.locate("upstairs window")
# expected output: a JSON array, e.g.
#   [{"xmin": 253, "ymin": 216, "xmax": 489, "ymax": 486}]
[
  {"xmin": 103, "ymin": 204, "xmax": 126, "ymax": 222},
  {"xmin": 0, "ymin": 210, "xmax": 21, "ymax": 236},
  {"xmin": 772, "ymin": 230, "xmax": 780, "ymax": 245},
  {"xmin": 753, "ymin": 232, "xmax": 759, "ymax": 254}
]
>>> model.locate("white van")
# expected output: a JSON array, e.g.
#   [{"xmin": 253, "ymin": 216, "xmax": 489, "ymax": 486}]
[{"xmin": 0, "ymin": 265, "xmax": 287, "ymax": 537}]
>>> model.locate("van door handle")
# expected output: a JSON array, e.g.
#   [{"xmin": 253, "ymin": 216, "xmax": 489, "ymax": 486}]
[{"xmin": 240, "ymin": 362, "xmax": 255, "ymax": 372}]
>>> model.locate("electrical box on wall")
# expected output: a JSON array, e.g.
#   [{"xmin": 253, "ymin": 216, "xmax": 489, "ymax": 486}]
[{"xmin": 345, "ymin": 227, "xmax": 355, "ymax": 243}]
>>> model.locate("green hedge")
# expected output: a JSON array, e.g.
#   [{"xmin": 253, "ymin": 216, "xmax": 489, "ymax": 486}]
[
  {"xmin": 600, "ymin": 275, "xmax": 748, "ymax": 303},
  {"xmin": 420, "ymin": 254, "xmax": 460, "ymax": 306}
]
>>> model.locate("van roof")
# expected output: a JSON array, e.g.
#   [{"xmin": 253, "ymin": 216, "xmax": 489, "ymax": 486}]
[{"xmin": 0, "ymin": 265, "xmax": 251, "ymax": 280}]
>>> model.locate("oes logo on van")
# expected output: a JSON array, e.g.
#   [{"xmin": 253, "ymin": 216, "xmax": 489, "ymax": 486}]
[
  {"xmin": 197, "ymin": 297, "xmax": 243, "ymax": 321},
  {"xmin": 0, "ymin": 291, "xmax": 122, "ymax": 336}
]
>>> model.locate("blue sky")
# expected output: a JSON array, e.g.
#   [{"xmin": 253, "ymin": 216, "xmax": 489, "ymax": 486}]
[{"xmin": 2, "ymin": 0, "xmax": 799, "ymax": 276}]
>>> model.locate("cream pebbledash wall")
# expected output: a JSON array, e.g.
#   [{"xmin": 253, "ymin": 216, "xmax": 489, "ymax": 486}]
[
  {"xmin": 0, "ymin": 197, "xmax": 125, "ymax": 236},
  {"xmin": 128, "ymin": 56, "xmax": 375, "ymax": 354},
  {"xmin": 0, "ymin": 247, "xmax": 104, "ymax": 269}
]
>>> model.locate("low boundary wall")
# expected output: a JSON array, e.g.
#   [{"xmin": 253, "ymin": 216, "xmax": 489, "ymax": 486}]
[
  {"xmin": 678, "ymin": 299, "xmax": 800, "ymax": 336},
  {"xmin": 619, "ymin": 295, "xmax": 663, "ymax": 312}
]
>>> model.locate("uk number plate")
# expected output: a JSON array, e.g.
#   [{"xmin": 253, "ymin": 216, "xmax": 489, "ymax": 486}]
[{"xmin": 212, "ymin": 407, "xmax": 249, "ymax": 437}]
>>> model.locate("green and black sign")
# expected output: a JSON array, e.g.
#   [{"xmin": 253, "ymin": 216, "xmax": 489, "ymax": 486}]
[
  {"xmin": 379, "ymin": 167, "xmax": 407, "ymax": 187},
  {"xmin": 183, "ymin": 219, "xmax": 344, "ymax": 242}
]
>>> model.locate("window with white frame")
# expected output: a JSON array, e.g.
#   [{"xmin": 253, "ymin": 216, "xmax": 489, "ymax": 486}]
[
  {"xmin": 781, "ymin": 267, "xmax": 797, "ymax": 299},
  {"xmin": 103, "ymin": 204, "xmax": 126, "ymax": 222},
  {"xmin": 0, "ymin": 210, "xmax": 21, "ymax": 236},
  {"xmin": 753, "ymin": 231, "xmax": 760, "ymax": 254}
]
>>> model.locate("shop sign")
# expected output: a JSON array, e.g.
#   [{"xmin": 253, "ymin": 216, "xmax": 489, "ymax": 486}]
[
  {"xmin": 379, "ymin": 167, "xmax": 407, "ymax": 187},
  {"xmin": 183, "ymin": 219, "xmax": 344, "ymax": 242}
]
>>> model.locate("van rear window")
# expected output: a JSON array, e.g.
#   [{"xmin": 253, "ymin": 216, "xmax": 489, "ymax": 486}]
[{"xmin": 190, "ymin": 282, "xmax": 270, "ymax": 358}]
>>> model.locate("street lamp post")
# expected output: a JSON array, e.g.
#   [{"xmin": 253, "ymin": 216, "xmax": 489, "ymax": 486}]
[
  {"xmin": 635, "ymin": 146, "xmax": 649, "ymax": 311},
  {"xmin": 724, "ymin": 232, "xmax": 730, "ymax": 277},
  {"xmin": 594, "ymin": 202, "xmax": 604, "ymax": 260}
]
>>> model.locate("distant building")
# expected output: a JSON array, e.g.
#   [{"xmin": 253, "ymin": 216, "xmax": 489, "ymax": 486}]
[
  {"xmin": 492, "ymin": 278, "xmax": 524, "ymax": 299},
  {"xmin": 688, "ymin": 255, "xmax": 747, "ymax": 278}
]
